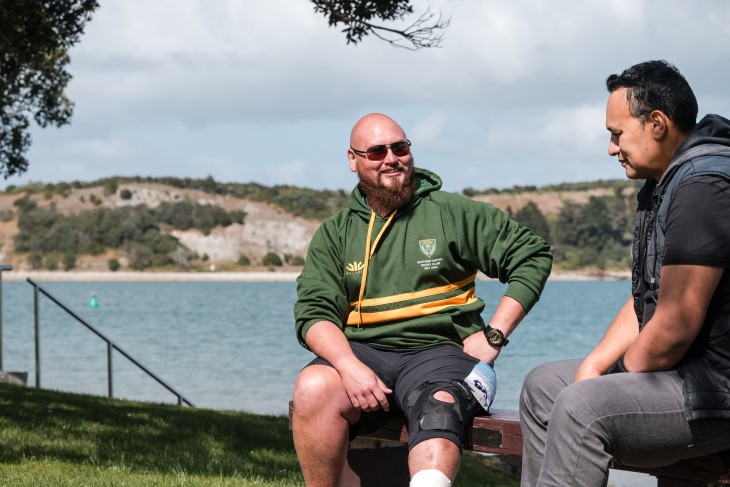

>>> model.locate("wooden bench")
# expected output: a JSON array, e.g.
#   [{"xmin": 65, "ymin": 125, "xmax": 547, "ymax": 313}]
[{"xmin": 288, "ymin": 402, "xmax": 730, "ymax": 486}]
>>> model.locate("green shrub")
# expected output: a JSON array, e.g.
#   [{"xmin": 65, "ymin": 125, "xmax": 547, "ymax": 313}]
[
  {"xmin": 62, "ymin": 253, "xmax": 76, "ymax": 271},
  {"xmin": 45, "ymin": 254, "xmax": 59, "ymax": 270},
  {"xmin": 28, "ymin": 253, "xmax": 43, "ymax": 269},
  {"xmin": 237, "ymin": 254, "xmax": 251, "ymax": 266},
  {"xmin": 108, "ymin": 258, "xmax": 121, "ymax": 272},
  {"xmin": 262, "ymin": 252, "xmax": 283, "ymax": 267},
  {"xmin": 103, "ymin": 180, "xmax": 118, "ymax": 196}
]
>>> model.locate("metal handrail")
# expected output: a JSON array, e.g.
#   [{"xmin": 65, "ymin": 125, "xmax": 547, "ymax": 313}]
[{"xmin": 27, "ymin": 277, "xmax": 194, "ymax": 406}]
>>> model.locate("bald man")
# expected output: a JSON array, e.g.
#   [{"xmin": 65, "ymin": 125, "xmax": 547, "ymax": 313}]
[{"xmin": 292, "ymin": 113, "xmax": 552, "ymax": 486}]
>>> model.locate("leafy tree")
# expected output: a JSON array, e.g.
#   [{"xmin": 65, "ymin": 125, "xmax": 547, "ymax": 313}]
[
  {"xmin": 128, "ymin": 242, "xmax": 153, "ymax": 270},
  {"xmin": 513, "ymin": 202, "xmax": 551, "ymax": 244},
  {"xmin": 120, "ymin": 188, "xmax": 132, "ymax": 200},
  {"xmin": 0, "ymin": 0, "xmax": 99, "ymax": 177},
  {"xmin": 237, "ymin": 254, "xmax": 251, "ymax": 266},
  {"xmin": 311, "ymin": 0, "xmax": 449, "ymax": 49}
]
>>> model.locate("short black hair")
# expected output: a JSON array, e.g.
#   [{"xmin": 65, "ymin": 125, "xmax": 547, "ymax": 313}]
[{"xmin": 606, "ymin": 60, "xmax": 697, "ymax": 133}]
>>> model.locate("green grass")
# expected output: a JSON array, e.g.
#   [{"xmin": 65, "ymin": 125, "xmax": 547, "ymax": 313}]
[{"xmin": 0, "ymin": 384, "xmax": 518, "ymax": 486}]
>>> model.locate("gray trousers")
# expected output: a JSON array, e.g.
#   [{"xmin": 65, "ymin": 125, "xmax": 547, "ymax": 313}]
[{"xmin": 519, "ymin": 359, "xmax": 730, "ymax": 487}]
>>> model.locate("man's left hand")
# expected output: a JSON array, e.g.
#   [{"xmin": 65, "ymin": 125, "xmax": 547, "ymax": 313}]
[{"xmin": 463, "ymin": 331, "xmax": 500, "ymax": 364}]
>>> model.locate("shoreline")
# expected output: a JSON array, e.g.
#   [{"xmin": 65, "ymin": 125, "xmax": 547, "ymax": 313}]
[{"xmin": 2, "ymin": 269, "xmax": 631, "ymax": 283}]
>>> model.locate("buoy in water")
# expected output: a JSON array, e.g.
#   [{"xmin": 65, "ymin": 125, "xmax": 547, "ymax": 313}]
[{"xmin": 89, "ymin": 294, "xmax": 99, "ymax": 308}]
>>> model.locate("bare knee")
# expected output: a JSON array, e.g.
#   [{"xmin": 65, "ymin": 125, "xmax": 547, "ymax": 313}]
[
  {"xmin": 293, "ymin": 365, "xmax": 352, "ymax": 418},
  {"xmin": 432, "ymin": 390, "xmax": 455, "ymax": 403}
]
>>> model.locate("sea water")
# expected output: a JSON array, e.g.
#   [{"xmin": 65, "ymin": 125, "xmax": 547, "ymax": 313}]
[
  {"xmin": 0, "ymin": 278, "xmax": 648, "ymax": 486},
  {"xmin": 1, "ymin": 278, "xmax": 626, "ymax": 413}
]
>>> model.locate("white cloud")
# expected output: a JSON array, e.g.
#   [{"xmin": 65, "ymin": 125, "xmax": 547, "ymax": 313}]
[{"xmin": 9, "ymin": 0, "xmax": 730, "ymax": 192}]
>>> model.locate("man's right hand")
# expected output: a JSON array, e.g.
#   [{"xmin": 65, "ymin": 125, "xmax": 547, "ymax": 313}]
[
  {"xmin": 337, "ymin": 356, "xmax": 392, "ymax": 412},
  {"xmin": 304, "ymin": 320, "xmax": 392, "ymax": 412}
]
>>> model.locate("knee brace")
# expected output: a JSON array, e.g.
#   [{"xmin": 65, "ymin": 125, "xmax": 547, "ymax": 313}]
[{"xmin": 405, "ymin": 379, "xmax": 475, "ymax": 451}]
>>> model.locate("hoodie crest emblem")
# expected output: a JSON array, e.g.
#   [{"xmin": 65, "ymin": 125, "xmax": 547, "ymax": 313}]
[{"xmin": 419, "ymin": 239, "xmax": 437, "ymax": 258}]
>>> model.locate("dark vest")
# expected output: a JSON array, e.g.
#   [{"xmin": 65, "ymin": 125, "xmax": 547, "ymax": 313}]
[{"xmin": 632, "ymin": 153, "xmax": 730, "ymax": 420}]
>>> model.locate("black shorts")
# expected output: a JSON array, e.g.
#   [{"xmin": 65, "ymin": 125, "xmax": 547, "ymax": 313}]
[{"xmin": 306, "ymin": 341, "xmax": 480, "ymax": 443}]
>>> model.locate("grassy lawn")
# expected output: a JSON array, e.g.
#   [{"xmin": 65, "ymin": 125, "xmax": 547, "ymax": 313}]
[{"xmin": 0, "ymin": 383, "xmax": 518, "ymax": 486}]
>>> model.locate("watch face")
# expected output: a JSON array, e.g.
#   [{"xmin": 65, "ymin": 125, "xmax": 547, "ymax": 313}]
[{"xmin": 487, "ymin": 330, "xmax": 502, "ymax": 345}]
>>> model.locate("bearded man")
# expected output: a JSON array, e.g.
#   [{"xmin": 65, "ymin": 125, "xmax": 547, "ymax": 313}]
[{"xmin": 291, "ymin": 113, "xmax": 552, "ymax": 487}]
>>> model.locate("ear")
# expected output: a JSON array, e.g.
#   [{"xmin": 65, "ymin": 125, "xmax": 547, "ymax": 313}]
[
  {"xmin": 648, "ymin": 110, "xmax": 669, "ymax": 140},
  {"xmin": 348, "ymin": 149, "xmax": 358, "ymax": 173}
]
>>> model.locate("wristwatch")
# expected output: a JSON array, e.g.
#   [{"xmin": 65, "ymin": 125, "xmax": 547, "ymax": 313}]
[{"xmin": 484, "ymin": 324, "xmax": 509, "ymax": 347}]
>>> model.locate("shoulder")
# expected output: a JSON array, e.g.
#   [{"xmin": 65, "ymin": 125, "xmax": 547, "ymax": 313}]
[
  {"xmin": 313, "ymin": 208, "xmax": 355, "ymax": 240},
  {"xmin": 424, "ymin": 190, "xmax": 502, "ymax": 213}
]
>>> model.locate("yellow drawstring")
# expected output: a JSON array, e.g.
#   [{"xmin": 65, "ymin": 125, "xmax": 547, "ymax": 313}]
[{"xmin": 357, "ymin": 210, "xmax": 397, "ymax": 327}]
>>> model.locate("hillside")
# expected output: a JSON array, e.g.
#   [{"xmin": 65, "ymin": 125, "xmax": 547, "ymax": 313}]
[
  {"xmin": 0, "ymin": 181, "xmax": 320, "ymax": 272},
  {"xmin": 0, "ymin": 177, "xmax": 641, "ymax": 273}
]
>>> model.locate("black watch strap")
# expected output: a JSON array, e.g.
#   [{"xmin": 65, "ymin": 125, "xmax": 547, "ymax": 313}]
[{"xmin": 484, "ymin": 324, "xmax": 509, "ymax": 347}]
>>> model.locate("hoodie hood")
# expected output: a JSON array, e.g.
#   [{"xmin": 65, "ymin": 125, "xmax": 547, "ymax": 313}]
[
  {"xmin": 348, "ymin": 167, "xmax": 443, "ymax": 218},
  {"xmin": 662, "ymin": 114, "xmax": 730, "ymax": 183}
]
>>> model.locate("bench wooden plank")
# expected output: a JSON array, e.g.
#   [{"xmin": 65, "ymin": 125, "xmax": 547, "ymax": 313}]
[{"xmin": 288, "ymin": 401, "xmax": 730, "ymax": 486}]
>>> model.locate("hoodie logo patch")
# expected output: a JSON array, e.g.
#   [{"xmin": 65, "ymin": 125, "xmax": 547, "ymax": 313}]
[
  {"xmin": 419, "ymin": 239, "xmax": 437, "ymax": 258},
  {"xmin": 346, "ymin": 261, "xmax": 365, "ymax": 274}
]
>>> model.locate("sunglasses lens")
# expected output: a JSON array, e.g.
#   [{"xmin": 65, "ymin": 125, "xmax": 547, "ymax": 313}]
[
  {"xmin": 366, "ymin": 145, "xmax": 388, "ymax": 161},
  {"xmin": 391, "ymin": 141, "xmax": 411, "ymax": 157}
]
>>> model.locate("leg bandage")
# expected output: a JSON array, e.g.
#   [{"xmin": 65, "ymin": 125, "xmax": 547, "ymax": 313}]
[{"xmin": 410, "ymin": 469, "xmax": 452, "ymax": 487}]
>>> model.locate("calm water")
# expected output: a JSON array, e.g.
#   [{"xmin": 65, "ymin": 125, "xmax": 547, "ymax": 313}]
[
  {"xmin": 1, "ymin": 279, "xmax": 628, "ymax": 414},
  {"xmin": 2, "ymin": 278, "xmax": 651, "ymax": 486}
]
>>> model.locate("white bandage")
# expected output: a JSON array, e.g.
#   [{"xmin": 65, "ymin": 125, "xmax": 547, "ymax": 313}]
[
  {"xmin": 464, "ymin": 360, "xmax": 497, "ymax": 412},
  {"xmin": 410, "ymin": 469, "xmax": 452, "ymax": 487}
]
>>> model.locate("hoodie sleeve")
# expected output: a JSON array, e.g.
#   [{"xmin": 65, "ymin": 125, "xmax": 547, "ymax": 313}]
[
  {"xmin": 293, "ymin": 218, "xmax": 352, "ymax": 349},
  {"xmin": 446, "ymin": 197, "xmax": 552, "ymax": 312}
]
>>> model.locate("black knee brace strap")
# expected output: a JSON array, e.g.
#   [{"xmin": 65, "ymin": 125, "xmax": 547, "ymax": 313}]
[{"xmin": 405, "ymin": 379, "xmax": 474, "ymax": 451}]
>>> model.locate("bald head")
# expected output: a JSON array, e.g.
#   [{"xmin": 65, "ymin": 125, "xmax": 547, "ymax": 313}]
[
  {"xmin": 350, "ymin": 113, "xmax": 407, "ymax": 150},
  {"xmin": 347, "ymin": 113, "xmax": 415, "ymax": 216}
]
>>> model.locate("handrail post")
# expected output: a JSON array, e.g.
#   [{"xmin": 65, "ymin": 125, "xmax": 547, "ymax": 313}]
[
  {"xmin": 25, "ymin": 278, "xmax": 194, "ymax": 407},
  {"xmin": 107, "ymin": 342, "xmax": 113, "ymax": 398},
  {"xmin": 0, "ymin": 264, "xmax": 12, "ymax": 371},
  {"xmin": 34, "ymin": 285, "xmax": 40, "ymax": 388}
]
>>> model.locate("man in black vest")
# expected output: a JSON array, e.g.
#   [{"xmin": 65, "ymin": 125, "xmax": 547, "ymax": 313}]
[{"xmin": 520, "ymin": 60, "xmax": 730, "ymax": 486}]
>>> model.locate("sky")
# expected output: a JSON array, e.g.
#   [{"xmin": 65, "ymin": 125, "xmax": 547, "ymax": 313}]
[{"xmin": 9, "ymin": 0, "xmax": 730, "ymax": 193}]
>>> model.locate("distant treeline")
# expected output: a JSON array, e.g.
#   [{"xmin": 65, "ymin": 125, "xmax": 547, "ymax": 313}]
[
  {"xmin": 507, "ymin": 189, "xmax": 637, "ymax": 270},
  {"xmin": 463, "ymin": 178, "xmax": 643, "ymax": 196},
  {"xmin": 5, "ymin": 175, "xmax": 642, "ymax": 271},
  {"xmin": 5, "ymin": 175, "xmax": 350, "ymax": 221}
]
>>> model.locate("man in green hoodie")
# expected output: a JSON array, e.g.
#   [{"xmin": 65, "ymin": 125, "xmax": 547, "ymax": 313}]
[{"xmin": 292, "ymin": 113, "xmax": 552, "ymax": 487}]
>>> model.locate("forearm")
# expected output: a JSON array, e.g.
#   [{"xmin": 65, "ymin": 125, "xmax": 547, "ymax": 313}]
[
  {"xmin": 489, "ymin": 295, "xmax": 527, "ymax": 337},
  {"xmin": 577, "ymin": 297, "xmax": 638, "ymax": 379},
  {"xmin": 304, "ymin": 320, "xmax": 359, "ymax": 371}
]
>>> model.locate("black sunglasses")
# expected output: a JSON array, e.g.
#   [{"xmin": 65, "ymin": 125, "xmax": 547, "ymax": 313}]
[{"xmin": 350, "ymin": 140, "xmax": 411, "ymax": 161}]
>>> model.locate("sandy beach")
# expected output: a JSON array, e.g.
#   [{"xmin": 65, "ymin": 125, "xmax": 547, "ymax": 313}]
[{"xmin": 1, "ymin": 269, "xmax": 630, "ymax": 282}]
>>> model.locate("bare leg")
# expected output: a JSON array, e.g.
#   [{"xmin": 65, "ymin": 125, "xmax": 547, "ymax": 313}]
[
  {"xmin": 292, "ymin": 364, "xmax": 360, "ymax": 487},
  {"xmin": 408, "ymin": 390, "xmax": 460, "ymax": 481}
]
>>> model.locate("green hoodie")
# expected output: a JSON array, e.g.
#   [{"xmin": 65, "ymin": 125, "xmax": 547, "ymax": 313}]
[{"xmin": 294, "ymin": 168, "xmax": 552, "ymax": 350}]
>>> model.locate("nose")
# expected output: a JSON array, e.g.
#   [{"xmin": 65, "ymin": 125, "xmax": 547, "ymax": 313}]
[
  {"xmin": 608, "ymin": 138, "xmax": 620, "ymax": 157},
  {"xmin": 383, "ymin": 147, "xmax": 399, "ymax": 163}
]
